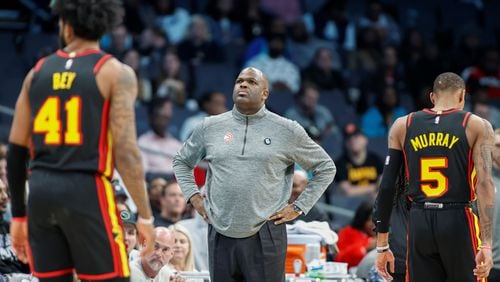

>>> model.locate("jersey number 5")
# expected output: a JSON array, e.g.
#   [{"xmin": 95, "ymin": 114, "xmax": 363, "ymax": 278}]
[
  {"xmin": 420, "ymin": 157, "xmax": 449, "ymax": 197},
  {"xmin": 33, "ymin": 96, "xmax": 82, "ymax": 145}
]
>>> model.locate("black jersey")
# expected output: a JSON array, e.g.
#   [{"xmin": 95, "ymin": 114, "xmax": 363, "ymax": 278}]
[
  {"xmin": 28, "ymin": 49, "xmax": 114, "ymax": 178},
  {"xmin": 403, "ymin": 109, "xmax": 475, "ymax": 203}
]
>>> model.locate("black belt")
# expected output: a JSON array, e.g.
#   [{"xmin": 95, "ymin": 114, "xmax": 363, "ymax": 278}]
[{"xmin": 411, "ymin": 201, "xmax": 471, "ymax": 210}]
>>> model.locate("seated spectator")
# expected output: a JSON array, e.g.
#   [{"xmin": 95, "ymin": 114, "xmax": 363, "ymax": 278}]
[
  {"xmin": 138, "ymin": 97, "xmax": 183, "ymax": 179},
  {"xmin": 122, "ymin": 48, "xmax": 152, "ymax": 103},
  {"xmin": 288, "ymin": 170, "xmax": 329, "ymax": 224},
  {"xmin": 179, "ymin": 91, "xmax": 227, "ymax": 141},
  {"xmin": 169, "ymin": 224, "xmax": 196, "ymax": 272},
  {"xmin": 464, "ymin": 47, "xmax": 500, "ymax": 100},
  {"xmin": 302, "ymin": 48, "xmax": 346, "ymax": 91},
  {"xmin": 130, "ymin": 227, "xmax": 185, "ymax": 281},
  {"xmin": 178, "ymin": 15, "xmax": 224, "ymax": 65},
  {"xmin": 329, "ymin": 124, "xmax": 383, "ymax": 227},
  {"xmin": 103, "ymin": 24, "xmax": 132, "ymax": 59},
  {"xmin": 335, "ymin": 201, "xmax": 376, "ymax": 268},
  {"xmin": 138, "ymin": 26, "xmax": 170, "ymax": 80},
  {"xmin": 469, "ymin": 87, "xmax": 500, "ymax": 129},
  {"xmin": 118, "ymin": 208, "xmax": 140, "ymax": 262},
  {"xmin": 155, "ymin": 181, "xmax": 187, "ymax": 227},
  {"xmin": 204, "ymin": 0, "xmax": 243, "ymax": 45},
  {"xmin": 154, "ymin": 0, "xmax": 191, "ymax": 44},
  {"xmin": 149, "ymin": 177, "xmax": 168, "ymax": 217},
  {"xmin": 358, "ymin": 0, "xmax": 400, "ymax": 46},
  {"xmin": 361, "ymin": 85, "xmax": 407, "ymax": 138},
  {"xmin": 155, "ymin": 50, "xmax": 189, "ymax": 106},
  {"xmin": 246, "ymin": 33, "xmax": 301, "ymax": 93},
  {"xmin": 178, "ymin": 211, "xmax": 209, "ymax": 271},
  {"xmin": 0, "ymin": 179, "xmax": 30, "ymax": 275},
  {"xmin": 285, "ymin": 83, "xmax": 336, "ymax": 142}
]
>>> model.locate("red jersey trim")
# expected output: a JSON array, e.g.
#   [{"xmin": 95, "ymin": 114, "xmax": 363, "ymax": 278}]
[
  {"xmin": 33, "ymin": 57, "xmax": 46, "ymax": 73},
  {"xmin": 462, "ymin": 112, "xmax": 472, "ymax": 128},
  {"xmin": 11, "ymin": 216, "xmax": 27, "ymax": 222},
  {"xmin": 406, "ymin": 113, "xmax": 414, "ymax": 128},
  {"xmin": 33, "ymin": 268, "xmax": 74, "ymax": 278},
  {"xmin": 56, "ymin": 49, "xmax": 102, "ymax": 58},
  {"xmin": 422, "ymin": 108, "xmax": 461, "ymax": 115},
  {"xmin": 98, "ymin": 100, "xmax": 111, "ymax": 175},
  {"xmin": 93, "ymin": 54, "xmax": 113, "ymax": 74}
]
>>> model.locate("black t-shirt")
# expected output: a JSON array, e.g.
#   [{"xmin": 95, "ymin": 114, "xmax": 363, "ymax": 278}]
[{"xmin": 335, "ymin": 152, "xmax": 383, "ymax": 187}]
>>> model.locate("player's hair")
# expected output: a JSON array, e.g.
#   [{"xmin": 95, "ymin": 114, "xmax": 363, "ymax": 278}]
[
  {"xmin": 432, "ymin": 72, "xmax": 465, "ymax": 94},
  {"xmin": 351, "ymin": 201, "xmax": 374, "ymax": 230},
  {"xmin": 50, "ymin": 0, "xmax": 124, "ymax": 40}
]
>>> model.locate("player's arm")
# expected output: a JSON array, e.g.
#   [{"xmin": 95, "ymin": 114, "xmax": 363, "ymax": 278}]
[
  {"xmin": 468, "ymin": 115, "xmax": 495, "ymax": 247},
  {"xmin": 374, "ymin": 116, "xmax": 406, "ymax": 245},
  {"xmin": 7, "ymin": 69, "xmax": 34, "ymax": 219},
  {"xmin": 107, "ymin": 61, "xmax": 152, "ymax": 220}
]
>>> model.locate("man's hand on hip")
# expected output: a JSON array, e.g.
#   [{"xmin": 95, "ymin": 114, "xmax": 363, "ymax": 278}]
[
  {"xmin": 190, "ymin": 193, "xmax": 210, "ymax": 223},
  {"xmin": 268, "ymin": 204, "xmax": 302, "ymax": 225}
]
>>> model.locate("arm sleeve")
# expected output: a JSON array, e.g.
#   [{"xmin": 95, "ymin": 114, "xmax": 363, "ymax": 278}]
[
  {"xmin": 373, "ymin": 148, "xmax": 404, "ymax": 233},
  {"xmin": 289, "ymin": 122, "xmax": 336, "ymax": 214},
  {"xmin": 6, "ymin": 143, "xmax": 29, "ymax": 218},
  {"xmin": 172, "ymin": 121, "xmax": 207, "ymax": 202}
]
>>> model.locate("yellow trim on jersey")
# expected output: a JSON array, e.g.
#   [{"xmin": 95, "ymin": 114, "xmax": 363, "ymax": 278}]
[
  {"xmin": 104, "ymin": 130, "xmax": 113, "ymax": 178},
  {"xmin": 469, "ymin": 207, "xmax": 482, "ymax": 249},
  {"xmin": 102, "ymin": 176, "xmax": 130, "ymax": 276}
]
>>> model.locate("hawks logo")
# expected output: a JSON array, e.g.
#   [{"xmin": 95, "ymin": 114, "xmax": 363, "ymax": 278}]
[{"xmin": 224, "ymin": 132, "xmax": 233, "ymax": 143}]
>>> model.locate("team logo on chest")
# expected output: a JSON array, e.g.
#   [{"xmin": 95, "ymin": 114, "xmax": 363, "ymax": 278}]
[
  {"xmin": 224, "ymin": 132, "xmax": 233, "ymax": 143},
  {"xmin": 264, "ymin": 138, "xmax": 271, "ymax": 145}
]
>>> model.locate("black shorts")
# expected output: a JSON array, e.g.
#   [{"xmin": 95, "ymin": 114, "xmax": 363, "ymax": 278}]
[
  {"xmin": 27, "ymin": 170, "xmax": 129, "ymax": 280},
  {"xmin": 407, "ymin": 204, "xmax": 481, "ymax": 282}
]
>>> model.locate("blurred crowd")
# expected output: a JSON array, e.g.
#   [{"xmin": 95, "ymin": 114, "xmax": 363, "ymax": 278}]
[{"xmin": 1, "ymin": 0, "xmax": 500, "ymax": 280}]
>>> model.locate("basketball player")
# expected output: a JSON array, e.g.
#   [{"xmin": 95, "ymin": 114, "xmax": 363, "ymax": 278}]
[
  {"xmin": 374, "ymin": 72, "xmax": 495, "ymax": 281},
  {"xmin": 6, "ymin": 0, "xmax": 155, "ymax": 281}
]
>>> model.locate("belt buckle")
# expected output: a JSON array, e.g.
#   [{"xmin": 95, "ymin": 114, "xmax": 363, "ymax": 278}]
[{"xmin": 424, "ymin": 202, "xmax": 443, "ymax": 209}]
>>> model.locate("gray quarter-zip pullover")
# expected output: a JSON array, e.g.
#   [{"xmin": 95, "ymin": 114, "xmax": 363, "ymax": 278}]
[{"xmin": 173, "ymin": 106, "xmax": 336, "ymax": 238}]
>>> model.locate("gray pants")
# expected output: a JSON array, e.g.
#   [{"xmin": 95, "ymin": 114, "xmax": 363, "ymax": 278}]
[{"xmin": 208, "ymin": 221, "xmax": 287, "ymax": 282}]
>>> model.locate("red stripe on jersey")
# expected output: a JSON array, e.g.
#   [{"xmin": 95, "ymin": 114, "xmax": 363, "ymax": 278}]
[
  {"xmin": 464, "ymin": 208, "xmax": 479, "ymax": 254},
  {"xmin": 33, "ymin": 57, "xmax": 46, "ymax": 73},
  {"xmin": 93, "ymin": 54, "xmax": 113, "ymax": 74},
  {"xmin": 422, "ymin": 108, "xmax": 461, "ymax": 115},
  {"xmin": 406, "ymin": 113, "xmax": 413, "ymax": 127},
  {"xmin": 462, "ymin": 112, "xmax": 471, "ymax": 127},
  {"xmin": 78, "ymin": 272, "xmax": 123, "ymax": 280},
  {"xmin": 467, "ymin": 149, "xmax": 475, "ymax": 201},
  {"xmin": 56, "ymin": 49, "xmax": 102, "ymax": 58},
  {"xmin": 98, "ymin": 100, "xmax": 111, "ymax": 174},
  {"xmin": 33, "ymin": 268, "xmax": 74, "ymax": 278},
  {"xmin": 403, "ymin": 148, "xmax": 410, "ymax": 179},
  {"xmin": 95, "ymin": 176, "xmax": 119, "ymax": 277}
]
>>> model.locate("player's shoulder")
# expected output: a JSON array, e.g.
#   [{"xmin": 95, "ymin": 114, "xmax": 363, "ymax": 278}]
[{"xmin": 467, "ymin": 113, "xmax": 494, "ymax": 131}]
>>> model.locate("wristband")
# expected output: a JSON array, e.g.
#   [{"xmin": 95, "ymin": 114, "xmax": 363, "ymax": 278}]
[
  {"xmin": 376, "ymin": 245, "xmax": 390, "ymax": 253},
  {"xmin": 480, "ymin": 245, "xmax": 492, "ymax": 250},
  {"xmin": 137, "ymin": 216, "xmax": 154, "ymax": 225}
]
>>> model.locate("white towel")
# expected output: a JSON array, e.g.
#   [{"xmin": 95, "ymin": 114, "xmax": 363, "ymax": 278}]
[{"xmin": 286, "ymin": 220, "xmax": 338, "ymax": 245}]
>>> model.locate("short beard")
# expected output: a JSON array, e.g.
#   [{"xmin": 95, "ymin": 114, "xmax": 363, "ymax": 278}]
[{"xmin": 147, "ymin": 259, "xmax": 163, "ymax": 272}]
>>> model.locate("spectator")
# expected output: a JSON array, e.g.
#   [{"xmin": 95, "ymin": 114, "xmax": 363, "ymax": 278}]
[
  {"xmin": 178, "ymin": 212, "xmax": 209, "ymax": 271},
  {"xmin": 469, "ymin": 87, "xmax": 500, "ymax": 129},
  {"xmin": 243, "ymin": 17, "xmax": 288, "ymax": 63},
  {"xmin": 361, "ymin": 85, "xmax": 407, "ymax": 138},
  {"xmin": 118, "ymin": 209, "xmax": 139, "ymax": 262},
  {"xmin": 149, "ymin": 177, "xmax": 168, "ymax": 217},
  {"xmin": 138, "ymin": 97, "xmax": 183, "ymax": 179},
  {"xmin": 302, "ymin": 48, "xmax": 346, "ymax": 92},
  {"xmin": 0, "ymin": 155, "xmax": 6, "ymax": 189},
  {"xmin": 103, "ymin": 24, "xmax": 132, "ymax": 59},
  {"xmin": 169, "ymin": 224, "xmax": 196, "ymax": 272},
  {"xmin": 0, "ymin": 179, "xmax": 30, "ymax": 275},
  {"xmin": 335, "ymin": 201, "xmax": 376, "ymax": 268},
  {"xmin": 112, "ymin": 178, "xmax": 129, "ymax": 205},
  {"xmin": 329, "ymin": 124, "xmax": 383, "ymax": 223},
  {"xmin": 287, "ymin": 19, "xmax": 339, "ymax": 69},
  {"xmin": 178, "ymin": 15, "xmax": 224, "ymax": 65},
  {"xmin": 464, "ymin": 47, "xmax": 500, "ymax": 100},
  {"xmin": 130, "ymin": 227, "xmax": 185, "ymax": 281},
  {"xmin": 311, "ymin": 0, "xmax": 356, "ymax": 54},
  {"xmin": 180, "ymin": 91, "xmax": 227, "ymax": 141},
  {"xmin": 452, "ymin": 30, "xmax": 483, "ymax": 74},
  {"xmin": 374, "ymin": 46, "xmax": 406, "ymax": 92},
  {"xmin": 122, "ymin": 48, "xmax": 152, "ymax": 103},
  {"xmin": 155, "ymin": 50, "xmax": 189, "ymax": 106},
  {"xmin": 236, "ymin": 0, "xmax": 274, "ymax": 42},
  {"xmin": 285, "ymin": 83, "xmax": 336, "ymax": 142},
  {"xmin": 490, "ymin": 129, "xmax": 500, "ymax": 282},
  {"xmin": 288, "ymin": 170, "xmax": 329, "ymax": 224},
  {"xmin": 358, "ymin": 0, "xmax": 400, "ymax": 46},
  {"xmin": 260, "ymin": 0, "xmax": 302, "ymax": 24},
  {"xmin": 154, "ymin": 181, "xmax": 187, "ymax": 227},
  {"xmin": 154, "ymin": 0, "xmax": 191, "ymax": 44},
  {"xmin": 204, "ymin": 0, "xmax": 243, "ymax": 45},
  {"xmin": 138, "ymin": 26, "xmax": 170, "ymax": 80},
  {"xmin": 246, "ymin": 34, "xmax": 301, "ymax": 93}
]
